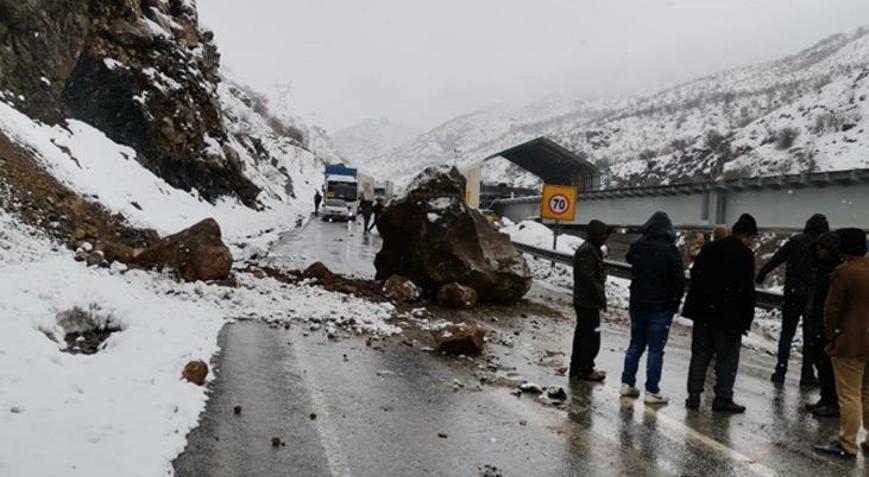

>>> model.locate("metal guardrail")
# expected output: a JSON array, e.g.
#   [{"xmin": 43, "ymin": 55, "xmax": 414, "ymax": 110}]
[{"xmin": 512, "ymin": 241, "xmax": 784, "ymax": 311}]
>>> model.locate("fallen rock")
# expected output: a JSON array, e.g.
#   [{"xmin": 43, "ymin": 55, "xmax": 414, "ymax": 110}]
[
  {"xmin": 383, "ymin": 274, "xmax": 421, "ymax": 303},
  {"xmin": 233, "ymin": 405, "xmax": 242, "ymax": 415},
  {"xmin": 133, "ymin": 219, "xmax": 232, "ymax": 282},
  {"xmin": 100, "ymin": 240, "xmax": 142, "ymax": 263},
  {"xmin": 432, "ymin": 324, "xmax": 486, "ymax": 355},
  {"xmin": 374, "ymin": 166, "xmax": 532, "ymax": 304},
  {"xmin": 182, "ymin": 360, "xmax": 209, "ymax": 386},
  {"xmin": 436, "ymin": 282, "xmax": 478, "ymax": 308},
  {"xmin": 547, "ymin": 387, "xmax": 568, "ymax": 401},
  {"xmin": 519, "ymin": 382, "xmax": 544, "ymax": 394},
  {"xmin": 303, "ymin": 261, "xmax": 334, "ymax": 282}
]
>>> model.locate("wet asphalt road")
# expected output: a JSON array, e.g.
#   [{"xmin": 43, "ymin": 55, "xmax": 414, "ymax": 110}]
[{"xmin": 174, "ymin": 219, "xmax": 863, "ymax": 477}]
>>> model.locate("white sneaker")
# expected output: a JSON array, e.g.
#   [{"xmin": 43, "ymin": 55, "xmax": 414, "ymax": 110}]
[
  {"xmin": 620, "ymin": 384, "xmax": 640, "ymax": 398},
  {"xmin": 644, "ymin": 392, "xmax": 669, "ymax": 405}
]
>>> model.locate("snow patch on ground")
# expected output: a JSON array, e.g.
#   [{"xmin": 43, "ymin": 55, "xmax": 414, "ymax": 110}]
[
  {"xmin": 0, "ymin": 210, "xmax": 400, "ymax": 477},
  {"xmin": 501, "ymin": 220, "xmax": 584, "ymax": 254}
]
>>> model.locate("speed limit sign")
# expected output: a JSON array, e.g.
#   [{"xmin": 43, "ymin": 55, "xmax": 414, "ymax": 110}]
[{"xmin": 540, "ymin": 184, "xmax": 577, "ymax": 221}]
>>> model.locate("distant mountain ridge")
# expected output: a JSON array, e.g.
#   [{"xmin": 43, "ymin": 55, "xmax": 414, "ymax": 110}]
[
  {"xmin": 333, "ymin": 117, "xmax": 421, "ymax": 169},
  {"xmin": 371, "ymin": 27, "xmax": 869, "ymax": 189}
]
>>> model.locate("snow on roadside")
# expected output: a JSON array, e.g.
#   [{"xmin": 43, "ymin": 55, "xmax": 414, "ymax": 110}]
[
  {"xmin": 501, "ymin": 220, "xmax": 584, "ymax": 254},
  {"xmin": 0, "ymin": 211, "xmax": 398, "ymax": 477}
]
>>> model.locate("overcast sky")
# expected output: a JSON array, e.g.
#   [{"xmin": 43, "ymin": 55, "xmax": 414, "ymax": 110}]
[{"xmin": 199, "ymin": 0, "xmax": 869, "ymax": 132}]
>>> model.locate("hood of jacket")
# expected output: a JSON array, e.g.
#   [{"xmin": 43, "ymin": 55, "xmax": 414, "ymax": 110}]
[
  {"xmin": 641, "ymin": 211, "xmax": 675, "ymax": 241},
  {"xmin": 804, "ymin": 214, "xmax": 830, "ymax": 236}
]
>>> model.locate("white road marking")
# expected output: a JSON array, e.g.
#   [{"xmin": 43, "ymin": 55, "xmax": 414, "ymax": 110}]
[
  {"xmin": 600, "ymin": 383, "xmax": 779, "ymax": 477},
  {"xmin": 287, "ymin": 336, "xmax": 354, "ymax": 477}
]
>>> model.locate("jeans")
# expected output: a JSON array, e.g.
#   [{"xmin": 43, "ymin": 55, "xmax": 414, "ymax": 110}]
[
  {"xmin": 570, "ymin": 307, "xmax": 601, "ymax": 376},
  {"xmin": 621, "ymin": 310, "xmax": 674, "ymax": 394},
  {"xmin": 687, "ymin": 321, "xmax": 742, "ymax": 400},
  {"xmin": 776, "ymin": 295, "xmax": 813, "ymax": 377}
]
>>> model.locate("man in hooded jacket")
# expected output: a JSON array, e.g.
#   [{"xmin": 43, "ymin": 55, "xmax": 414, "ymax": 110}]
[
  {"xmin": 757, "ymin": 214, "xmax": 830, "ymax": 386},
  {"xmin": 683, "ymin": 214, "xmax": 758, "ymax": 413},
  {"xmin": 805, "ymin": 232, "xmax": 843, "ymax": 418},
  {"xmin": 571, "ymin": 219, "xmax": 611, "ymax": 381},
  {"xmin": 620, "ymin": 212, "xmax": 685, "ymax": 404}
]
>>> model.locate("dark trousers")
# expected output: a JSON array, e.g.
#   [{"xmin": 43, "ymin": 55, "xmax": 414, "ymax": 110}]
[
  {"xmin": 687, "ymin": 321, "xmax": 742, "ymax": 400},
  {"xmin": 570, "ymin": 307, "xmax": 601, "ymax": 376},
  {"xmin": 776, "ymin": 295, "xmax": 813, "ymax": 377},
  {"xmin": 812, "ymin": 332, "xmax": 839, "ymax": 405},
  {"xmin": 362, "ymin": 213, "xmax": 372, "ymax": 232}
]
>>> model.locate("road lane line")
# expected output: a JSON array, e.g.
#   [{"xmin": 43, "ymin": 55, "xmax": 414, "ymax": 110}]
[
  {"xmin": 597, "ymin": 383, "xmax": 778, "ymax": 477},
  {"xmin": 287, "ymin": 334, "xmax": 354, "ymax": 477}
]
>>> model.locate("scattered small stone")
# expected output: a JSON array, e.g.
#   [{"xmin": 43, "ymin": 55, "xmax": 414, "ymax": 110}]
[
  {"xmin": 518, "ymin": 382, "xmax": 543, "ymax": 394},
  {"xmin": 309, "ymin": 413, "xmax": 318, "ymax": 420},
  {"xmin": 547, "ymin": 387, "xmax": 568, "ymax": 401},
  {"xmin": 10, "ymin": 406, "xmax": 24, "ymax": 414},
  {"xmin": 233, "ymin": 405, "xmax": 242, "ymax": 415},
  {"xmin": 271, "ymin": 437, "xmax": 282, "ymax": 447},
  {"xmin": 343, "ymin": 354, "xmax": 349, "ymax": 362},
  {"xmin": 437, "ymin": 432, "xmax": 448, "ymax": 439},
  {"xmin": 452, "ymin": 379, "xmax": 465, "ymax": 388},
  {"xmin": 478, "ymin": 464, "xmax": 503, "ymax": 477},
  {"xmin": 519, "ymin": 419, "xmax": 527, "ymax": 426}
]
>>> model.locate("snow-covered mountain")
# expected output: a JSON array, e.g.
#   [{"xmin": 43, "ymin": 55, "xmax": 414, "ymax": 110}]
[
  {"xmin": 332, "ymin": 117, "xmax": 421, "ymax": 169},
  {"xmin": 375, "ymin": 27, "xmax": 869, "ymax": 189}
]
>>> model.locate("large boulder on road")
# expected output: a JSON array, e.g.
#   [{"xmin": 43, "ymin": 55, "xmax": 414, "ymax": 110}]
[
  {"xmin": 374, "ymin": 166, "xmax": 531, "ymax": 304},
  {"xmin": 133, "ymin": 218, "xmax": 232, "ymax": 282}
]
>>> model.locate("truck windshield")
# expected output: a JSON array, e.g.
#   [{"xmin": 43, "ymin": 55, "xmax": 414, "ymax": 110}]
[{"xmin": 326, "ymin": 181, "xmax": 357, "ymax": 201}]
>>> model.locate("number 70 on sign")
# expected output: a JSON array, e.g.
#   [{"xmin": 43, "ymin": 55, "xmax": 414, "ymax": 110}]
[{"xmin": 540, "ymin": 184, "xmax": 577, "ymax": 221}]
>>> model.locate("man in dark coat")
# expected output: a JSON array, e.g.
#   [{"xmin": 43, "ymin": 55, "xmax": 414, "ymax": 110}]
[
  {"xmin": 684, "ymin": 213, "xmax": 758, "ymax": 413},
  {"xmin": 620, "ymin": 212, "xmax": 685, "ymax": 404},
  {"xmin": 359, "ymin": 199, "xmax": 374, "ymax": 233},
  {"xmin": 570, "ymin": 219, "xmax": 611, "ymax": 382},
  {"xmin": 368, "ymin": 199, "xmax": 384, "ymax": 233},
  {"xmin": 314, "ymin": 190, "xmax": 322, "ymax": 216},
  {"xmin": 805, "ymin": 232, "xmax": 843, "ymax": 418},
  {"xmin": 757, "ymin": 214, "xmax": 830, "ymax": 386}
]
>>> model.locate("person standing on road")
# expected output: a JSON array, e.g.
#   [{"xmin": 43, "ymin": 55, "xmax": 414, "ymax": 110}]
[
  {"xmin": 683, "ymin": 213, "xmax": 759, "ymax": 413},
  {"xmin": 314, "ymin": 190, "xmax": 322, "ymax": 216},
  {"xmin": 359, "ymin": 199, "xmax": 374, "ymax": 234},
  {"xmin": 620, "ymin": 212, "xmax": 686, "ymax": 404},
  {"xmin": 570, "ymin": 219, "xmax": 611, "ymax": 382},
  {"xmin": 814, "ymin": 228, "xmax": 869, "ymax": 459},
  {"xmin": 805, "ymin": 232, "xmax": 843, "ymax": 418},
  {"xmin": 757, "ymin": 214, "xmax": 830, "ymax": 387},
  {"xmin": 368, "ymin": 199, "xmax": 384, "ymax": 233}
]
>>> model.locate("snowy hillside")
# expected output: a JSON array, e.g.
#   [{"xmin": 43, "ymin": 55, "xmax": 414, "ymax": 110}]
[
  {"xmin": 333, "ymin": 117, "xmax": 421, "ymax": 168},
  {"xmin": 376, "ymin": 28, "xmax": 869, "ymax": 189}
]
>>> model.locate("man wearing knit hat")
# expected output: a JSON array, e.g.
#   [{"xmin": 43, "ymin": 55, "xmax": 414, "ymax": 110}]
[
  {"xmin": 683, "ymin": 213, "xmax": 758, "ymax": 413},
  {"xmin": 814, "ymin": 228, "xmax": 869, "ymax": 458}
]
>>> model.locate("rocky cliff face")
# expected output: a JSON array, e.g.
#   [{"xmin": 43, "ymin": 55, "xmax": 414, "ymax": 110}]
[{"xmin": 0, "ymin": 0, "xmax": 259, "ymax": 205}]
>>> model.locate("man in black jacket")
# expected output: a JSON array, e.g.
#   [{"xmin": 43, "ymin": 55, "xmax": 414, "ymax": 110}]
[
  {"xmin": 684, "ymin": 214, "xmax": 758, "ymax": 413},
  {"xmin": 571, "ymin": 219, "xmax": 611, "ymax": 382},
  {"xmin": 757, "ymin": 214, "xmax": 829, "ymax": 386},
  {"xmin": 805, "ymin": 232, "xmax": 843, "ymax": 418},
  {"xmin": 620, "ymin": 212, "xmax": 685, "ymax": 404}
]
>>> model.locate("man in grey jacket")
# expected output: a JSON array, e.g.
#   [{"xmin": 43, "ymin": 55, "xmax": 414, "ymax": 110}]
[{"xmin": 570, "ymin": 219, "xmax": 611, "ymax": 381}]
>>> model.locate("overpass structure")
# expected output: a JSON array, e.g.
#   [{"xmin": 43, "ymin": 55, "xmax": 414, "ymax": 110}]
[
  {"xmin": 461, "ymin": 137, "xmax": 599, "ymax": 208},
  {"xmin": 492, "ymin": 168, "xmax": 869, "ymax": 231}
]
